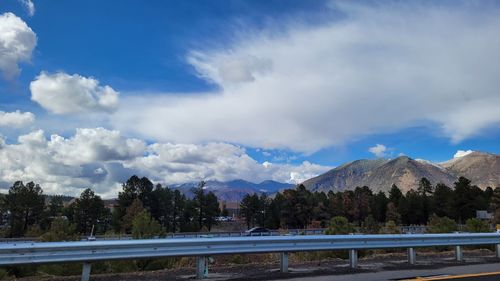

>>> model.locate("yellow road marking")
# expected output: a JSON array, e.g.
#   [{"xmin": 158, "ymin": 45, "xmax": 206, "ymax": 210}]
[{"xmin": 402, "ymin": 271, "xmax": 500, "ymax": 280}]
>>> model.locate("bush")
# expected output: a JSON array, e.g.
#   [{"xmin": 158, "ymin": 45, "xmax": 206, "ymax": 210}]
[
  {"xmin": 325, "ymin": 216, "xmax": 354, "ymax": 235},
  {"xmin": 40, "ymin": 217, "xmax": 77, "ymax": 242},
  {"xmin": 362, "ymin": 215, "xmax": 380, "ymax": 234},
  {"xmin": 0, "ymin": 268, "xmax": 8, "ymax": 280},
  {"xmin": 131, "ymin": 210, "xmax": 164, "ymax": 239},
  {"xmin": 427, "ymin": 214, "xmax": 457, "ymax": 233},
  {"xmin": 380, "ymin": 220, "xmax": 400, "ymax": 234},
  {"xmin": 465, "ymin": 218, "xmax": 490, "ymax": 233}
]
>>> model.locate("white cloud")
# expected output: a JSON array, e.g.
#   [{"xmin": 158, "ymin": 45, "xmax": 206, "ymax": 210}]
[
  {"xmin": 112, "ymin": 2, "xmax": 500, "ymax": 153},
  {"xmin": 453, "ymin": 150, "xmax": 474, "ymax": 158},
  {"xmin": 368, "ymin": 144, "xmax": 387, "ymax": 158},
  {"xmin": 48, "ymin": 127, "xmax": 146, "ymax": 165},
  {"xmin": 0, "ymin": 110, "xmax": 35, "ymax": 127},
  {"xmin": 0, "ymin": 12, "xmax": 37, "ymax": 80},
  {"xmin": 0, "ymin": 128, "xmax": 146, "ymax": 196},
  {"xmin": 0, "ymin": 128, "xmax": 330, "ymax": 197},
  {"xmin": 124, "ymin": 143, "xmax": 330, "ymax": 185},
  {"xmin": 19, "ymin": 0, "xmax": 35, "ymax": 16},
  {"xmin": 30, "ymin": 72, "xmax": 119, "ymax": 114}
]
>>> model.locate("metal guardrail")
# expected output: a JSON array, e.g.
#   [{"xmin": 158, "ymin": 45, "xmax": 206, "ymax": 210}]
[
  {"xmin": 0, "ymin": 226, "xmax": 435, "ymax": 243},
  {"xmin": 0, "ymin": 233, "xmax": 499, "ymax": 280}
]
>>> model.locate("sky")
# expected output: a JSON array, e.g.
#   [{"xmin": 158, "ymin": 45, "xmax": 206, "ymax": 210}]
[{"xmin": 0, "ymin": 0, "xmax": 499, "ymax": 198}]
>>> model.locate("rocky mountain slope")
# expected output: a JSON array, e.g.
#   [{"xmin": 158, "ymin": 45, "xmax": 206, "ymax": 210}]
[
  {"xmin": 441, "ymin": 151, "xmax": 500, "ymax": 189},
  {"xmin": 302, "ymin": 151, "xmax": 499, "ymax": 193}
]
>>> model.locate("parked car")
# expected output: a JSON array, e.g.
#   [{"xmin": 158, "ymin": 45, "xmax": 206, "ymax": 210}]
[{"xmin": 244, "ymin": 227, "xmax": 271, "ymax": 236}]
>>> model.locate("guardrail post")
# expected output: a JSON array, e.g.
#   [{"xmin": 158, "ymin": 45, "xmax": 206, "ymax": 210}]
[
  {"xmin": 349, "ymin": 249, "xmax": 358, "ymax": 269},
  {"xmin": 407, "ymin": 248, "xmax": 416, "ymax": 265},
  {"xmin": 280, "ymin": 252, "xmax": 289, "ymax": 273},
  {"xmin": 81, "ymin": 262, "xmax": 91, "ymax": 281},
  {"xmin": 455, "ymin": 245, "xmax": 463, "ymax": 261},
  {"xmin": 196, "ymin": 256, "xmax": 208, "ymax": 279},
  {"xmin": 496, "ymin": 244, "xmax": 500, "ymax": 258}
]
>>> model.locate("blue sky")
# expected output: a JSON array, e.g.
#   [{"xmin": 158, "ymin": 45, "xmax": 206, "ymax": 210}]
[{"xmin": 0, "ymin": 0, "xmax": 499, "ymax": 196}]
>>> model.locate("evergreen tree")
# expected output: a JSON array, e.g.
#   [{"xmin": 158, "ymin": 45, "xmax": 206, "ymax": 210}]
[
  {"xmin": 172, "ymin": 190, "xmax": 186, "ymax": 233},
  {"xmin": 203, "ymin": 191, "xmax": 220, "ymax": 231},
  {"xmin": 114, "ymin": 175, "xmax": 155, "ymax": 231},
  {"xmin": 490, "ymin": 187, "xmax": 500, "ymax": 225},
  {"xmin": 385, "ymin": 202, "xmax": 401, "ymax": 224},
  {"xmin": 353, "ymin": 186, "xmax": 372, "ymax": 224},
  {"xmin": 121, "ymin": 198, "xmax": 145, "ymax": 233},
  {"xmin": 432, "ymin": 183, "xmax": 453, "ymax": 217},
  {"xmin": 452, "ymin": 177, "xmax": 478, "ymax": 223},
  {"xmin": 48, "ymin": 196, "xmax": 65, "ymax": 217},
  {"xmin": 6, "ymin": 181, "xmax": 45, "ymax": 237},
  {"xmin": 388, "ymin": 184, "xmax": 403, "ymax": 208},
  {"xmin": 240, "ymin": 193, "xmax": 258, "ymax": 229},
  {"xmin": 72, "ymin": 188, "xmax": 107, "ymax": 235},
  {"xmin": 371, "ymin": 191, "xmax": 388, "ymax": 222},
  {"xmin": 221, "ymin": 203, "xmax": 229, "ymax": 217},
  {"xmin": 150, "ymin": 184, "xmax": 173, "ymax": 231}
]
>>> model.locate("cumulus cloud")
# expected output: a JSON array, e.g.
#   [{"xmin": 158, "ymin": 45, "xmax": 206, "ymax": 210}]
[
  {"xmin": 0, "ymin": 110, "xmax": 35, "ymax": 127},
  {"xmin": 124, "ymin": 142, "xmax": 330, "ymax": 185},
  {"xmin": 0, "ymin": 128, "xmax": 145, "ymax": 196},
  {"xmin": 0, "ymin": 128, "xmax": 329, "ymax": 197},
  {"xmin": 453, "ymin": 150, "xmax": 474, "ymax": 158},
  {"xmin": 368, "ymin": 144, "xmax": 387, "ymax": 158},
  {"xmin": 19, "ymin": 0, "xmax": 35, "ymax": 16},
  {"xmin": 30, "ymin": 72, "xmax": 119, "ymax": 114},
  {"xmin": 0, "ymin": 12, "xmax": 37, "ymax": 80},
  {"xmin": 112, "ymin": 2, "xmax": 500, "ymax": 153},
  {"xmin": 48, "ymin": 127, "xmax": 146, "ymax": 165}
]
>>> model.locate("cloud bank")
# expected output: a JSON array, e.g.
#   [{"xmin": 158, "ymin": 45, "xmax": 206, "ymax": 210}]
[
  {"xmin": 0, "ymin": 128, "xmax": 330, "ymax": 197},
  {"xmin": 112, "ymin": 2, "xmax": 500, "ymax": 153},
  {"xmin": 0, "ymin": 12, "xmax": 37, "ymax": 80}
]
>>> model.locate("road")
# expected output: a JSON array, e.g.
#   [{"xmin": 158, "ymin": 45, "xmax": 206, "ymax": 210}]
[{"xmin": 274, "ymin": 263, "xmax": 500, "ymax": 281}]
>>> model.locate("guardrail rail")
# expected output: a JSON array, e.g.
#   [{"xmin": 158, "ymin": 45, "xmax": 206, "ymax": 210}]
[{"xmin": 0, "ymin": 233, "xmax": 499, "ymax": 280}]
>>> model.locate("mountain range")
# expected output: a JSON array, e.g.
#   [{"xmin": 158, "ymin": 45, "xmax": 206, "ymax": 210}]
[
  {"xmin": 302, "ymin": 151, "xmax": 499, "ymax": 193},
  {"xmin": 172, "ymin": 179, "xmax": 293, "ymax": 202},
  {"xmin": 170, "ymin": 151, "xmax": 498, "ymax": 203}
]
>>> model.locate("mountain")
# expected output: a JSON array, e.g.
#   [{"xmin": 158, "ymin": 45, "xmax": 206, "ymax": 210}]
[
  {"xmin": 441, "ymin": 151, "xmax": 500, "ymax": 189},
  {"xmin": 363, "ymin": 156, "xmax": 455, "ymax": 193},
  {"xmin": 300, "ymin": 158, "xmax": 388, "ymax": 192},
  {"xmin": 303, "ymin": 152, "xmax": 499, "ymax": 193},
  {"xmin": 172, "ymin": 179, "xmax": 294, "ymax": 202}
]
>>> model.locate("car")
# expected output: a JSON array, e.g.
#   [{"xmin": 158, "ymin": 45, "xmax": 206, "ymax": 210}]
[{"xmin": 244, "ymin": 227, "xmax": 271, "ymax": 236}]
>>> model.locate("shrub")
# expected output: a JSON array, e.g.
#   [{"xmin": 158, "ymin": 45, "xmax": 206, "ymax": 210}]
[
  {"xmin": 131, "ymin": 210, "xmax": 164, "ymax": 239},
  {"xmin": 427, "ymin": 214, "xmax": 457, "ymax": 233},
  {"xmin": 362, "ymin": 215, "xmax": 380, "ymax": 234},
  {"xmin": 380, "ymin": 220, "xmax": 400, "ymax": 234},
  {"xmin": 465, "ymin": 218, "xmax": 490, "ymax": 233},
  {"xmin": 325, "ymin": 216, "xmax": 354, "ymax": 235},
  {"xmin": 40, "ymin": 217, "xmax": 77, "ymax": 242}
]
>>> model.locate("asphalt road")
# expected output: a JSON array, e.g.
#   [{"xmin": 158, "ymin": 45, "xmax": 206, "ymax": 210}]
[{"xmin": 274, "ymin": 263, "xmax": 500, "ymax": 281}]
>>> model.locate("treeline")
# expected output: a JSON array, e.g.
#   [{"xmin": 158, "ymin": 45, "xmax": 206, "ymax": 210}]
[
  {"xmin": 0, "ymin": 175, "xmax": 498, "ymax": 239},
  {"xmin": 0, "ymin": 176, "xmax": 221, "ymax": 238},
  {"xmin": 240, "ymin": 177, "xmax": 500, "ymax": 230}
]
